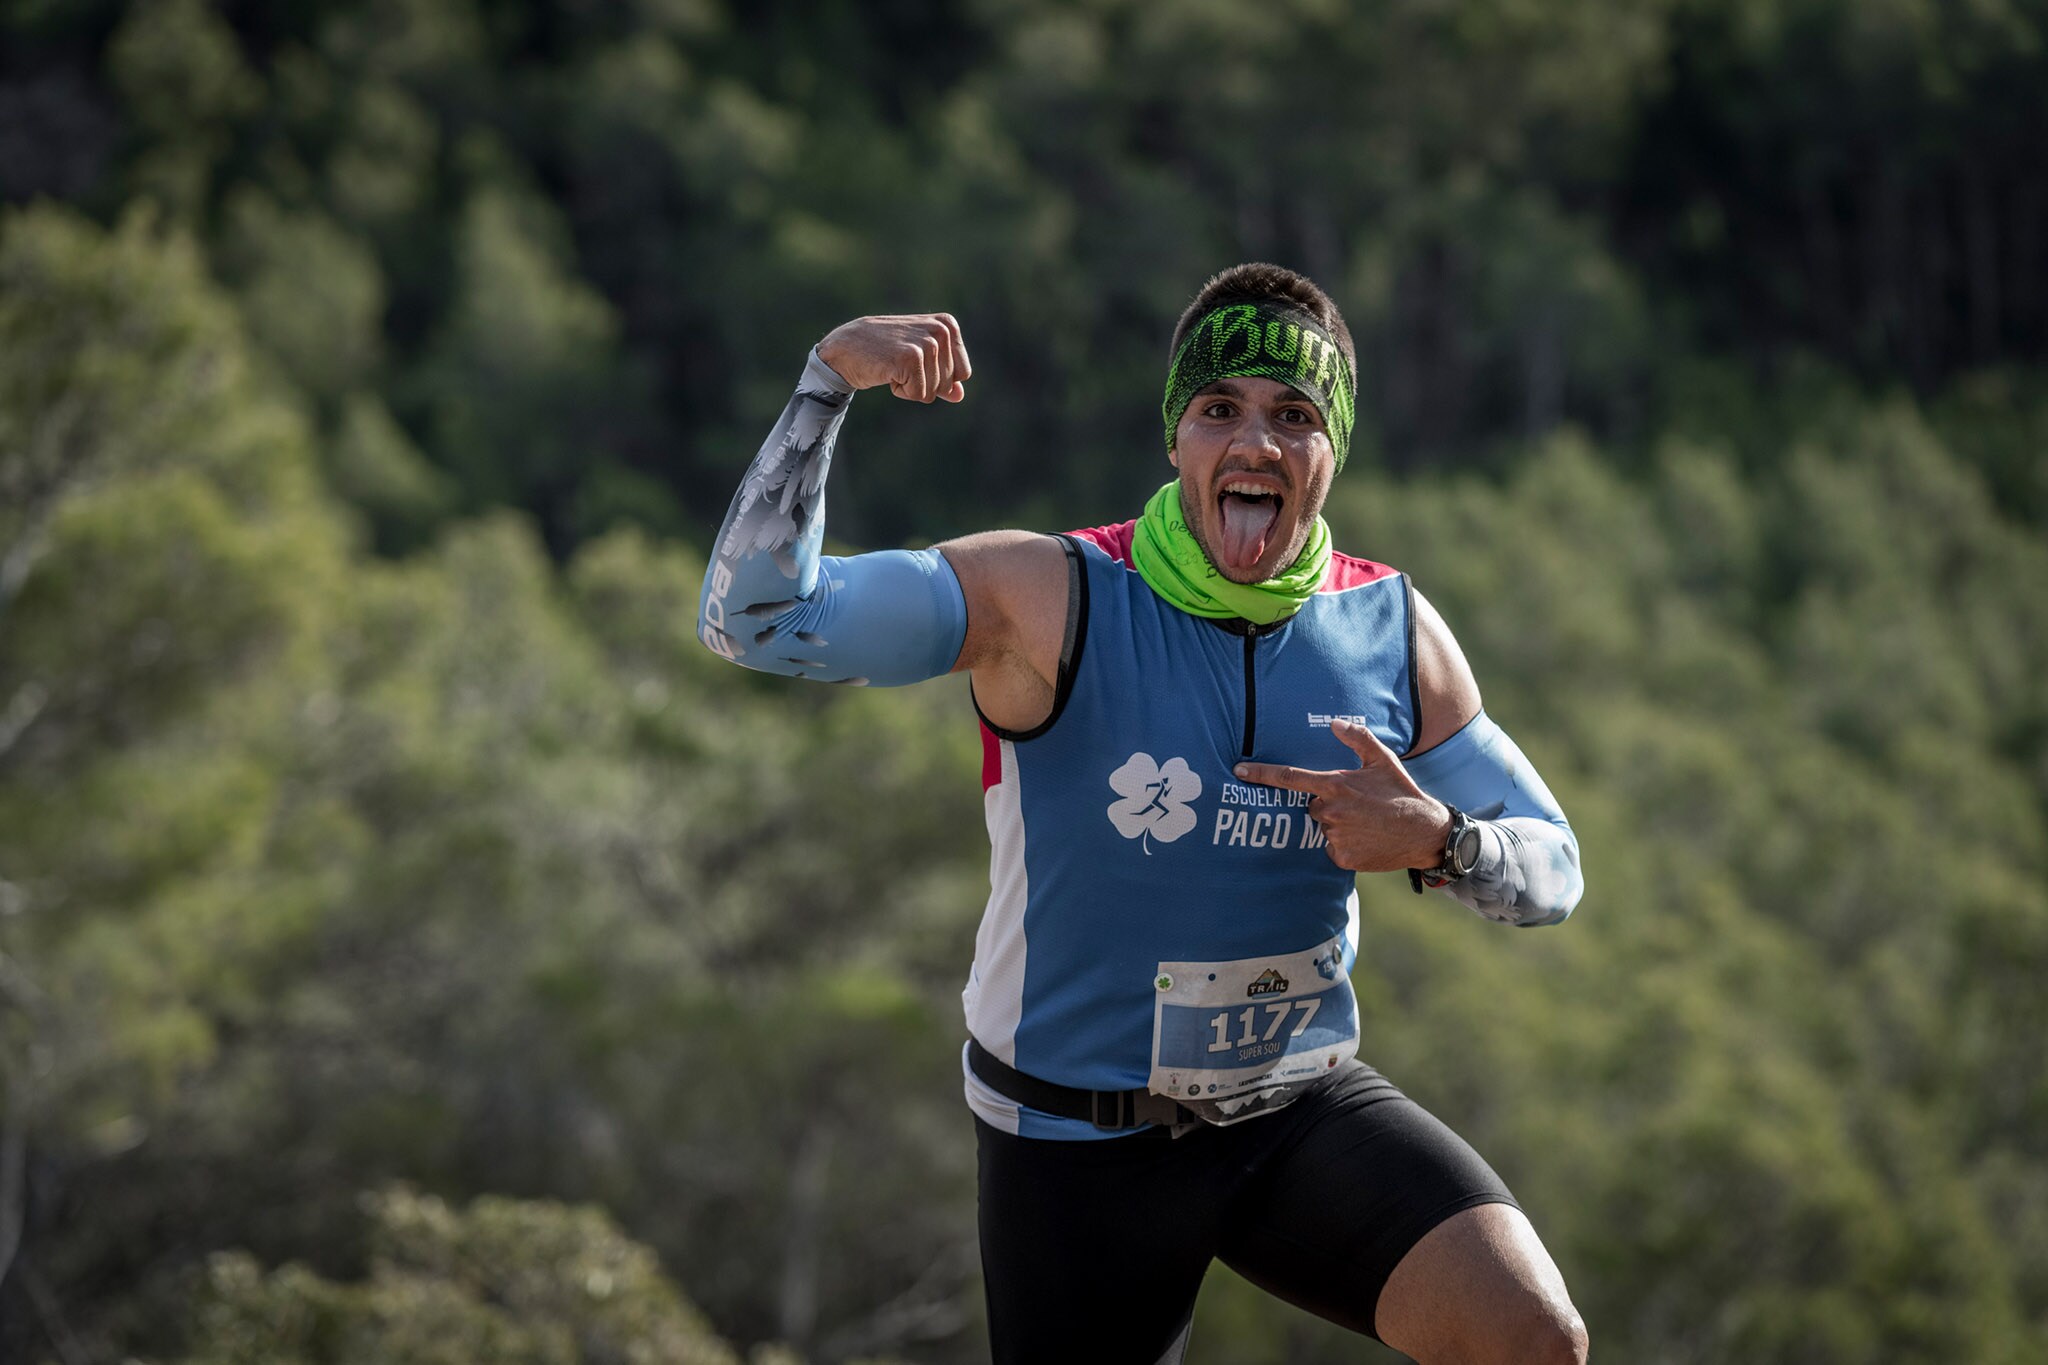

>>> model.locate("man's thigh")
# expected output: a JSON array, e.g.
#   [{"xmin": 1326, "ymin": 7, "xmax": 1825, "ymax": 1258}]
[
  {"xmin": 975, "ymin": 1119, "xmax": 1219, "ymax": 1364},
  {"xmin": 1214, "ymin": 1062, "xmax": 1519, "ymax": 1341}
]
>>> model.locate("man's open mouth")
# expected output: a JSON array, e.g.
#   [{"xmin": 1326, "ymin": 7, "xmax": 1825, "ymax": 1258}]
[{"xmin": 1218, "ymin": 480, "xmax": 1284, "ymax": 570}]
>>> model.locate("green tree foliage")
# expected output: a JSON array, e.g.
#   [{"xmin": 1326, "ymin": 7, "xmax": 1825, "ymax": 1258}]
[
  {"xmin": 104, "ymin": 0, "xmax": 262, "ymax": 219},
  {"xmin": 2, "ymin": 4, "xmax": 2047, "ymax": 1363},
  {"xmin": 0, "ymin": 203, "xmax": 981, "ymax": 1360},
  {"xmin": 214, "ymin": 189, "xmax": 387, "ymax": 405},
  {"xmin": 411, "ymin": 182, "xmax": 657, "ymax": 546},
  {"xmin": 10, "ymin": 0, "xmax": 2045, "ymax": 544},
  {"xmin": 179, "ymin": 1186, "xmax": 754, "ymax": 1364},
  {"xmin": 1616, "ymin": 0, "xmax": 2048, "ymax": 388}
]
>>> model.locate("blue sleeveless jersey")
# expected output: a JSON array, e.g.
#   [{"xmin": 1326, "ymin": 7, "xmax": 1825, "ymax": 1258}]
[{"xmin": 963, "ymin": 522, "xmax": 1419, "ymax": 1139}]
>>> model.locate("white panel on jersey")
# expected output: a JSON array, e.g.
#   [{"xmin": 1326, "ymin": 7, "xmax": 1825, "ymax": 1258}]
[
  {"xmin": 962, "ymin": 737, "xmax": 1029, "ymax": 1065},
  {"xmin": 960, "ymin": 1043, "xmax": 1022, "ymax": 1135}
]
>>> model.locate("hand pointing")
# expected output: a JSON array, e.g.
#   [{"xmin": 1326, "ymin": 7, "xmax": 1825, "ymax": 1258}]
[{"xmin": 1235, "ymin": 719, "xmax": 1451, "ymax": 874}]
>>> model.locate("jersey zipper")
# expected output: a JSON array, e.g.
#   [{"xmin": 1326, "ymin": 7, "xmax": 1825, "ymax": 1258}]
[{"xmin": 1240, "ymin": 631, "xmax": 1258, "ymax": 758}]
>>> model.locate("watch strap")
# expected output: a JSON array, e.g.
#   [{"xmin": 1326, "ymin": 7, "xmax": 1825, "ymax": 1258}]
[{"xmin": 1409, "ymin": 805, "xmax": 1474, "ymax": 894}]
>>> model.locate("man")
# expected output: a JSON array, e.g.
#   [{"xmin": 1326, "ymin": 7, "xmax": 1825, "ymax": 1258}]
[{"xmin": 699, "ymin": 264, "xmax": 1588, "ymax": 1364}]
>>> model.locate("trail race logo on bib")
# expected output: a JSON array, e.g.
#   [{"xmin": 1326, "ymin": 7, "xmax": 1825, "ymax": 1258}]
[
  {"xmin": 1247, "ymin": 968, "xmax": 1289, "ymax": 997},
  {"xmin": 1107, "ymin": 753, "xmax": 1203, "ymax": 854}
]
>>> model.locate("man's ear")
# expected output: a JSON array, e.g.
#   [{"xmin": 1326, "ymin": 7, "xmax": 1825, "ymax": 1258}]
[{"xmin": 1167, "ymin": 444, "xmax": 1180, "ymax": 470}]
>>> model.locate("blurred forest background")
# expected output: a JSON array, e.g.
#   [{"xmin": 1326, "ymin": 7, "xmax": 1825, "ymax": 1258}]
[{"xmin": 2, "ymin": 0, "xmax": 2046, "ymax": 1360}]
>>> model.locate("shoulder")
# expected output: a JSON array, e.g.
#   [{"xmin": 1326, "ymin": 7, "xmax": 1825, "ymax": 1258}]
[
  {"xmin": 1065, "ymin": 520, "xmax": 1136, "ymax": 566},
  {"xmin": 937, "ymin": 529, "xmax": 1070, "ymax": 619},
  {"xmin": 936, "ymin": 529, "xmax": 1070, "ymax": 691},
  {"xmin": 1405, "ymin": 585, "xmax": 1482, "ymax": 756}
]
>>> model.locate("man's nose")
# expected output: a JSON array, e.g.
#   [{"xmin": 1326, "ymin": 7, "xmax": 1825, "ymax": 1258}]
[{"xmin": 1227, "ymin": 415, "xmax": 1284, "ymax": 459}]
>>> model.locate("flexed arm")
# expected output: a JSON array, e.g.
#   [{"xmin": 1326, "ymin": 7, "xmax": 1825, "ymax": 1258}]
[{"xmin": 697, "ymin": 315, "xmax": 975, "ymax": 686}]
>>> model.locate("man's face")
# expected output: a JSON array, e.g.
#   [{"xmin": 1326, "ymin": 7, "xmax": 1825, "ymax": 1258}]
[{"xmin": 1170, "ymin": 376, "xmax": 1337, "ymax": 584}]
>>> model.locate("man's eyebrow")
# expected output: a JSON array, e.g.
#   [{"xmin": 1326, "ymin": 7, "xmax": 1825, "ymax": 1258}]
[{"xmin": 1194, "ymin": 379, "xmax": 1316, "ymax": 406}]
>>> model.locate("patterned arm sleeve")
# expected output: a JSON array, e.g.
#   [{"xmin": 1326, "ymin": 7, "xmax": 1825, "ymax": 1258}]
[
  {"xmin": 1404, "ymin": 712, "xmax": 1584, "ymax": 927},
  {"xmin": 695, "ymin": 348, "xmax": 968, "ymax": 686}
]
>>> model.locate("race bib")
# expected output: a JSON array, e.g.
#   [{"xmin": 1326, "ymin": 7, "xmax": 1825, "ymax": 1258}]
[{"xmin": 1148, "ymin": 935, "xmax": 1359, "ymax": 1126}]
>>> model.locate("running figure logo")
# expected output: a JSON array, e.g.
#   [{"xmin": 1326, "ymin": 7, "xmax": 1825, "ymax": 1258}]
[{"xmin": 1106, "ymin": 753, "xmax": 1203, "ymax": 854}]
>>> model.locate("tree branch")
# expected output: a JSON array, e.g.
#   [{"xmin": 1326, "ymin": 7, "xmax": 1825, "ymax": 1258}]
[
  {"xmin": 0, "ymin": 682, "xmax": 48, "ymax": 766},
  {"xmin": 0, "ymin": 1054, "xmax": 27, "ymax": 1294},
  {"xmin": 818, "ymin": 1237, "xmax": 978, "ymax": 1360}
]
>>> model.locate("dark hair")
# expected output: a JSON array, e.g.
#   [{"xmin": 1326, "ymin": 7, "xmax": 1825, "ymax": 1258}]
[{"xmin": 1170, "ymin": 262, "xmax": 1356, "ymax": 382}]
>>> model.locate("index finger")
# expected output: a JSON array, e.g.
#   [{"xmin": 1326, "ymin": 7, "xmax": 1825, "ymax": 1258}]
[{"xmin": 1233, "ymin": 761, "xmax": 1335, "ymax": 795}]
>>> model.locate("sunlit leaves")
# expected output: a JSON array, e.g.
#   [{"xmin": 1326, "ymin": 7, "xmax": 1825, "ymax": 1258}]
[{"xmin": 181, "ymin": 1187, "xmax": 747, "ymax": 1365}]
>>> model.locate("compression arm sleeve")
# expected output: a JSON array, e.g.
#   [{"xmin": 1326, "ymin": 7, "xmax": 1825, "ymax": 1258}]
[
  {"xmin": 1404, "ymin": 712, "xmax": 1584, "ymax": 927},
  {"xmin": 696, "ymin": 348, "xmax": 968, "ymax": 686}
]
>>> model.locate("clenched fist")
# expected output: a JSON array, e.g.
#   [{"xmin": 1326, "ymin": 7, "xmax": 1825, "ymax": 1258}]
[{"xmin": 818, "ymin": 313, "xmax": 973, "ymax": 403}]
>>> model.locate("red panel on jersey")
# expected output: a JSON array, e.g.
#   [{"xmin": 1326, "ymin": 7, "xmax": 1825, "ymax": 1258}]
[
  {"xmin": 1066, "ymin": 521, "xmax": 1136, "ymax": 567},
  {"xmin": 980, "ymin": 721, "xmax": 1002, "ymax": 791},
  {"xmin": 1320, "ymin": 551, "xmax": 1398, "ymax": 592}
]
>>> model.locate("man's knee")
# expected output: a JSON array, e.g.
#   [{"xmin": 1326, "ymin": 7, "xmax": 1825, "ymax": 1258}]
[
  {"xmin": 1377, "ymin": 1203, "xmax": 1588, "ymax": 1365},
  {"xmin": 1442, "ymin": 1295, "xmax": 1585, "ymax": 1365},
  {"xmin": 1512, "ymin": 1301, "xmax": 1588, "ymax": 1365},
  {"xmin": 1405, "ymin": 1293, "xmax": 1586, "ymax": 1365}
]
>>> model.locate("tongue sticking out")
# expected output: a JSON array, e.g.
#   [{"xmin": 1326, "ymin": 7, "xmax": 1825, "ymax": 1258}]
[{"xmin": 1218, "ymin": 494, "xmax": 1281, "ymax": 573}]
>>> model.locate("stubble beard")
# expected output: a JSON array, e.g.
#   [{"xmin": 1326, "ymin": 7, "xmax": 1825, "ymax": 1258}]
[{"xmin": 1178, "ymin": 478, "xmax": 1315, "ymax": 585}]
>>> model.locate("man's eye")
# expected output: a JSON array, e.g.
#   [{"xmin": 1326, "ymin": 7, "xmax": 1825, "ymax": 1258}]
[
  {"xmin": 1202, "ymin": 401, "xmax": 1236, "ymax": 418},
  {"xmin": 1279, "ymin": 407, "xmax": 1313, "ymax": 424}
]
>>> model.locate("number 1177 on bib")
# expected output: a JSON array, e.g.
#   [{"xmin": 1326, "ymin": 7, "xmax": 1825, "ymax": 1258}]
[{"xmin": 1207, "ymin": 999, "xmax": 1321, "ymax": 1052}]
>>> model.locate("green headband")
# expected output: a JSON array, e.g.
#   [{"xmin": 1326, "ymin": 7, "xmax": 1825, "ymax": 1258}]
[{"xmin": 1162, "ymin": 301, "xmax": 1356, "ymax": 470}]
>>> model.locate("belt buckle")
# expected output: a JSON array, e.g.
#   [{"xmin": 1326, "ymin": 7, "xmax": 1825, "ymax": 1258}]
[
  {"xmin": 1090, "ymin": 1090, "xmax": 1135, "ymax": 1129},
  {"xmin": 1131, "ymin": 1092, "xmax": 1194, "ymax": 1128},
  {"xmin": 1093, "ymin": 1090, "xmax": 1193, "ymax": 1130}
]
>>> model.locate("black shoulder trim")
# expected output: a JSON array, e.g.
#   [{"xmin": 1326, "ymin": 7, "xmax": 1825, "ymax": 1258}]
[
  {"xmin": 974, "ymin": 533, "xmax": 1089, "ymax": 742},
  {"xmin": 1401, "ymin": 574, "xmax": 1424, "ymax": 758}
]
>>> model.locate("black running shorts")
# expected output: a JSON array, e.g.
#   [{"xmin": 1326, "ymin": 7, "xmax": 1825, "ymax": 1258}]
[{"xmin": 974, "ymin": 1059, "xmax": 1517, "ymax": 1363}]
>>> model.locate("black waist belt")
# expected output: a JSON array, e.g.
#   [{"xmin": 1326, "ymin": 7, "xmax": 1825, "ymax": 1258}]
[{"xmin": 967, "ymin": 1038, "xmax": 1197, "ymax": 1130}]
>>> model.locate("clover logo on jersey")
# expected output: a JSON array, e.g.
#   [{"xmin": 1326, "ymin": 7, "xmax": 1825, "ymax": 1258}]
[{"xmin": 1107, "ymin": 753, "xmax": 1203, "ymax": 854}]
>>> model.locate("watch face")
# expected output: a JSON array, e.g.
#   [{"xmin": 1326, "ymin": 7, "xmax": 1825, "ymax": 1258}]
[{"xmin": 1452, "ymin": 822, "xmax": 1482, "ymax": 875}]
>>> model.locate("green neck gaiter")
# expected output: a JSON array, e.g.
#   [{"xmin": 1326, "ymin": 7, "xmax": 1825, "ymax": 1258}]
[{"xmin": 1131, "ymin": 480, "xmax": 1330, "ymax": 625}]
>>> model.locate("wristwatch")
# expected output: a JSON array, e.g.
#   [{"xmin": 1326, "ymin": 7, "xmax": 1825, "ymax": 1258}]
[{"xmin": 1408, "ymin": 805, "xmax": 1481, "ymax": 894}]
